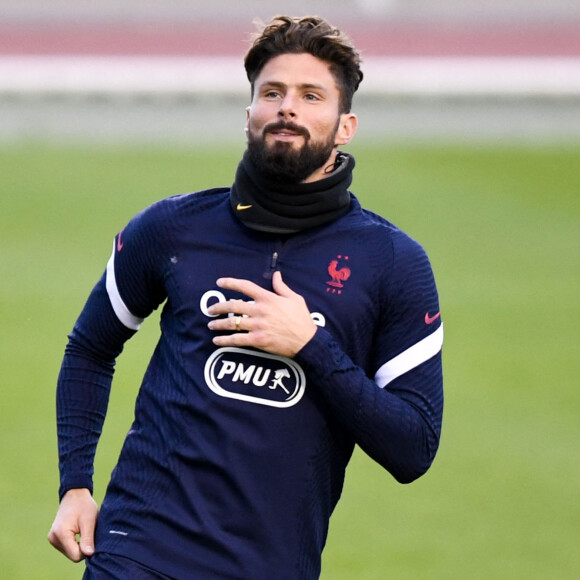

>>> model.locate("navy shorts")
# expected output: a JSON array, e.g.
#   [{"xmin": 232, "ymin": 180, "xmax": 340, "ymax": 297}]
[{"xmin": 83, "ymin": 553, "xmax": 174, "ymax": 579}]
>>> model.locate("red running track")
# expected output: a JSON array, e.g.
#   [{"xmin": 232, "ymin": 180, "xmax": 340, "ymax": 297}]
[{"xmin": 1, "ymin": 21, "xmax": 579, "ymax": 57}]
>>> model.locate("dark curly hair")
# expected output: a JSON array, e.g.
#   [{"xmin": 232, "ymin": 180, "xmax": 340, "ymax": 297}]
[{"xmin": 244, "ymin": 15, "xmax": 363, "ymax": 114}]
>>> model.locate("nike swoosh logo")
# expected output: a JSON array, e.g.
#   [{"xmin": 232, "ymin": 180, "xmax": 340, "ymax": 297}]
[
  {"xmin": 236, "ymin": 203, "xmax": 253, "ymax": 211},
  {"xmin": 425, "ymin": 312, "xmax": 441, "ymax": 325},
  {"xmin": 116, "ymin": 230, "xmax": 124, "ymax": 252}
]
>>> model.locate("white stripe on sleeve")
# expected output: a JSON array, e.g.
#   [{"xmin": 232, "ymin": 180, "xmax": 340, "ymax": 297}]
[
  {"xmin": 374, "ymin": 324, "xmax": 443, "ymax": 388},
  {"xmin": 105, "ymin": 241, "xmax": 144, "ymax": 331}
]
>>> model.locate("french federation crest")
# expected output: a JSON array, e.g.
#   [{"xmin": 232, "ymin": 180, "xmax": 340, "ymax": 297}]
[{"xmin": 326, "ymin": 255, "xmax": 351, "ymax": 294}]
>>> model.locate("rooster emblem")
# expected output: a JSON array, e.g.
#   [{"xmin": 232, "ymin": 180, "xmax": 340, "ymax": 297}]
[{"xmin": 327, "ymin": 256, "xmax": 351, "ymax": 289}]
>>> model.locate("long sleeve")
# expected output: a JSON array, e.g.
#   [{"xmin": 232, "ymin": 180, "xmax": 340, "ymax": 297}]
[
  {"xmin": 294, "ymin": 231, "xmax": 444, "ymax": 484},
  {"xmin": 56, "ymin": 201, "xmax": 170, "ymax": 500},
  {"xmin": 56, "ymin": 276, "xmax": 136, "ymax": 499},
  {"xmin": 295, "ymin": 328, "xmax": 442, "ymax": 483}
]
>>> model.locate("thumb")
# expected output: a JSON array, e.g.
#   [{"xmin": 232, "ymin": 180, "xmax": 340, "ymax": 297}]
[
  {"xmin": 78, "ymin": 513, "xmax": 96, "ymax": 557},
  {"xmin": 272, "ymin": 270, "xmax": 294, "ymax": 297}
]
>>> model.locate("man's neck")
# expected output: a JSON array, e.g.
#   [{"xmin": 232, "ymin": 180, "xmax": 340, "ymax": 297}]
[{"xmin": 301, "ymin": 148, "xmax": 340, "ymax": 184}]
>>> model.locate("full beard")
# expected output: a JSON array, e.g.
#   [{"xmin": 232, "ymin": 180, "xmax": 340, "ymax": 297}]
[{"xmin": 247, "ymin": 121, "xmax": 338, "ymax": 183}]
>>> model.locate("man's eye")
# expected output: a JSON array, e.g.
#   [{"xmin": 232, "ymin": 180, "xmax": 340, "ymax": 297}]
[{"xmin": 304, "ymin": 94, "xmax": 320, "ymax": 101}]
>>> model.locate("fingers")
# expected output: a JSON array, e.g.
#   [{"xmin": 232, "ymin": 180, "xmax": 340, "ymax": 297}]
[
  {"xmin": 48, "ymin": 528, "xmax": 81, "ymax": 562},
  {"xmin": 208, "ymin": 313, "xmax": 251, "ymax": 340},
  {"xmin": 207, "ymin": 272, "xmax": 316, "ymax": 357},
  {"xmin": 48, "ymin": 520, "xmax": 86, "ymax": 562},
  {"xmin": 48, "ymin": 488, "xmax": 98, "ymax": 563},
  {"xmin": 215, "ymin": 277, "xmax": 269, "ymax": 300},
  {"xmin": 206, "ymin": 278, "xmax": 263, "ymax": 323},
  {"xmin": 209, "ymin": 273, "xmax": 292, "ymax": 320},
  {"xmin": 209, "ymin": 298, "xmax": 253, "ymax": 319}
]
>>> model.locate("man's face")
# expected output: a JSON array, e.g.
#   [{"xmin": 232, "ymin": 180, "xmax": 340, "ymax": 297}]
[{"xmin": 246, "ymin": 53, "xmax": 357, "ymax": 183}]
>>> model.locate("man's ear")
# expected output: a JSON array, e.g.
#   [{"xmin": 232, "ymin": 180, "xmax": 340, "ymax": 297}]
[
  {"xmin": 245, "ymin": 106, "xmax": 251, "ymax": 134},
  {"xmin": 334, "ymin": 113, "xmax": 358, "ymax": 146}
]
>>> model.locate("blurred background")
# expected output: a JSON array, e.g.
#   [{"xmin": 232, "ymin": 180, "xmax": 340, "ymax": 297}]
[
  {"xmin": 1, "ymin": 2, "xmax": 579, "ymax": 579},
  {"xmin": 1, "ymin": 0, "xmax": 580, "ymax": 144}
]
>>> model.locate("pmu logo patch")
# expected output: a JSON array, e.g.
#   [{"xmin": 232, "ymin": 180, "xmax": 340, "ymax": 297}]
[{"xmin": 204, "ymin": 348, "xmax": 306, "ymax": 408}]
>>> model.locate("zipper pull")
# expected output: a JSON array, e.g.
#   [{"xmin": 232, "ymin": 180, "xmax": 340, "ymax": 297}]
[
  {"xmin": 270, "ymin": 251, "xmax": 279, "ymax": 270},
  {"xmin": 263, "ymin": 251, "xmax": 279, "ymax": 280}
]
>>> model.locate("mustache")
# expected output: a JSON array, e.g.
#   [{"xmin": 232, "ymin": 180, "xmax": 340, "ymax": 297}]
[{"xmin": 263, "ymin": 121, "xmax": 310, "ymax": 139}]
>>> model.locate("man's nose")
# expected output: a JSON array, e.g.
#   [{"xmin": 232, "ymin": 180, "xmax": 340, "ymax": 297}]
[{"xmin": 278, "ymin": 94, "xmax": 297, "ymax": 118}]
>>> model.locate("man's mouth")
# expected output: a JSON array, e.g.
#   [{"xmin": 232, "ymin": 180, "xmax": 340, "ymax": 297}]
[
  {"xmin": 265, "ymin": 123, "xmax": 309, "ymax": 140},
  {"xmin": 272, "ymin": 130, "xmax": 299, "ymax": 136}
]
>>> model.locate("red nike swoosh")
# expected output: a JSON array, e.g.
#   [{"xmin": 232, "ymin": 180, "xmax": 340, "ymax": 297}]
[
  {"xmin": 425, "ymin": 312, "xmax": 441, "ymax": 325},
  {"xmin": 117, "ymin": 230, "xmax": 124, "ymax": 252}
]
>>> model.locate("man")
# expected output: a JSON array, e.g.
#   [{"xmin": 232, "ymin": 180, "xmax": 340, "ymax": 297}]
[{"xmin": 48, "ymin": 15, "xmax": 444, "ymax": 579}]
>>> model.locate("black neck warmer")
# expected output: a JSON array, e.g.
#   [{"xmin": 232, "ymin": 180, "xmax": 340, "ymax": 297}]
[{"xmin": 230, "ymin": 150, "xmax": 355, "ymax": 233}]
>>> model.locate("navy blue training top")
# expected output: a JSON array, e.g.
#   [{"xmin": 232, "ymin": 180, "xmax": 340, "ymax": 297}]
[{"xmin": 56, "ymin": 189, "xmax": 444, "ymax": 579}]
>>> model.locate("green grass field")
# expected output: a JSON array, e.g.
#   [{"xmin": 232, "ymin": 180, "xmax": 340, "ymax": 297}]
[{"xmin": 1, "ymin": 141, "xmax": 578, "ymax": 579}]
